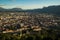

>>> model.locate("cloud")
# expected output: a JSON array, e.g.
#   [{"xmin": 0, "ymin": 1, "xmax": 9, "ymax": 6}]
[
  {"xmin": 0, "ymin": 4, "xmax": 5, "ymax": 6},
  {"xmin": 0, "ymin": 4, "xmax": 6, "ymax": 8}
]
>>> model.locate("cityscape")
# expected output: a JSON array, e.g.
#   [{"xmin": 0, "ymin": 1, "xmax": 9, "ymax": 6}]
[
  {"xmin": 0, "ymin": 12, "xmax": 60, "ymax": 33},
  {"xmin": 0, "ymin": 0, "xmax": 60, "ymax": 40},
  {"xmin": 0, "ymin": 12, "xmax": 60, "ymax": 40}
]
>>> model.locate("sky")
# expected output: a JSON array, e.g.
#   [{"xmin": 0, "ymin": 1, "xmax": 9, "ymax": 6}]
[{"xmin": 0, "ymin": 0, "xmax": 60, "ymax": 9}]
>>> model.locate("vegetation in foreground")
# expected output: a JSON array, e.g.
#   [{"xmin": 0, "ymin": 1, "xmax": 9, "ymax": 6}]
[{"xmin": 0, "ymin": 29, "xmax": 60, "ymax": 40}]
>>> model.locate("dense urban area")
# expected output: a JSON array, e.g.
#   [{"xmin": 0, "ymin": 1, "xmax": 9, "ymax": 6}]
[{"xmin": 0, "ymin": 12, "xmax": 60, "ymax": 40}]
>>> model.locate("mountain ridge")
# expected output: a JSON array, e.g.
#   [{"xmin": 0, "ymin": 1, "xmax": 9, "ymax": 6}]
[{"xmin": 0, "ymin": 5, "xmax": 60, "ymax": 16}]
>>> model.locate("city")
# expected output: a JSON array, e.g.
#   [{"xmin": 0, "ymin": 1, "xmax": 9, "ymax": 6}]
[
  {"xmin": 0, "ymin": 12, "xmax": 60, "ymax": 33},
  {"xmin": 0, "ymin": 12, "xmax": 60, "ymax": 40},
  {"xmin": 0, "ymin": 0, "xmax": 60, "ymax": 40}
]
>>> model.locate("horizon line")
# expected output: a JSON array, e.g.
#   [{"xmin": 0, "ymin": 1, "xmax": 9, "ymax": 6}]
[{"xmin": 0, "ymin": 5, "xmax": 60, "ymax": 10}]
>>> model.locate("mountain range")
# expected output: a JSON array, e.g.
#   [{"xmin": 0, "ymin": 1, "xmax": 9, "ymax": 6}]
[{"xmin": 0, "ymin": 5, "xmax": 60, "ymax": 16}]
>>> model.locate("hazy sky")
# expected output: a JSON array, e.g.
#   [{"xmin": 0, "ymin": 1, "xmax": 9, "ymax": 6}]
[{"xmin": 0, "ymin": 0, "xmax": 60, "ymax": 9}]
